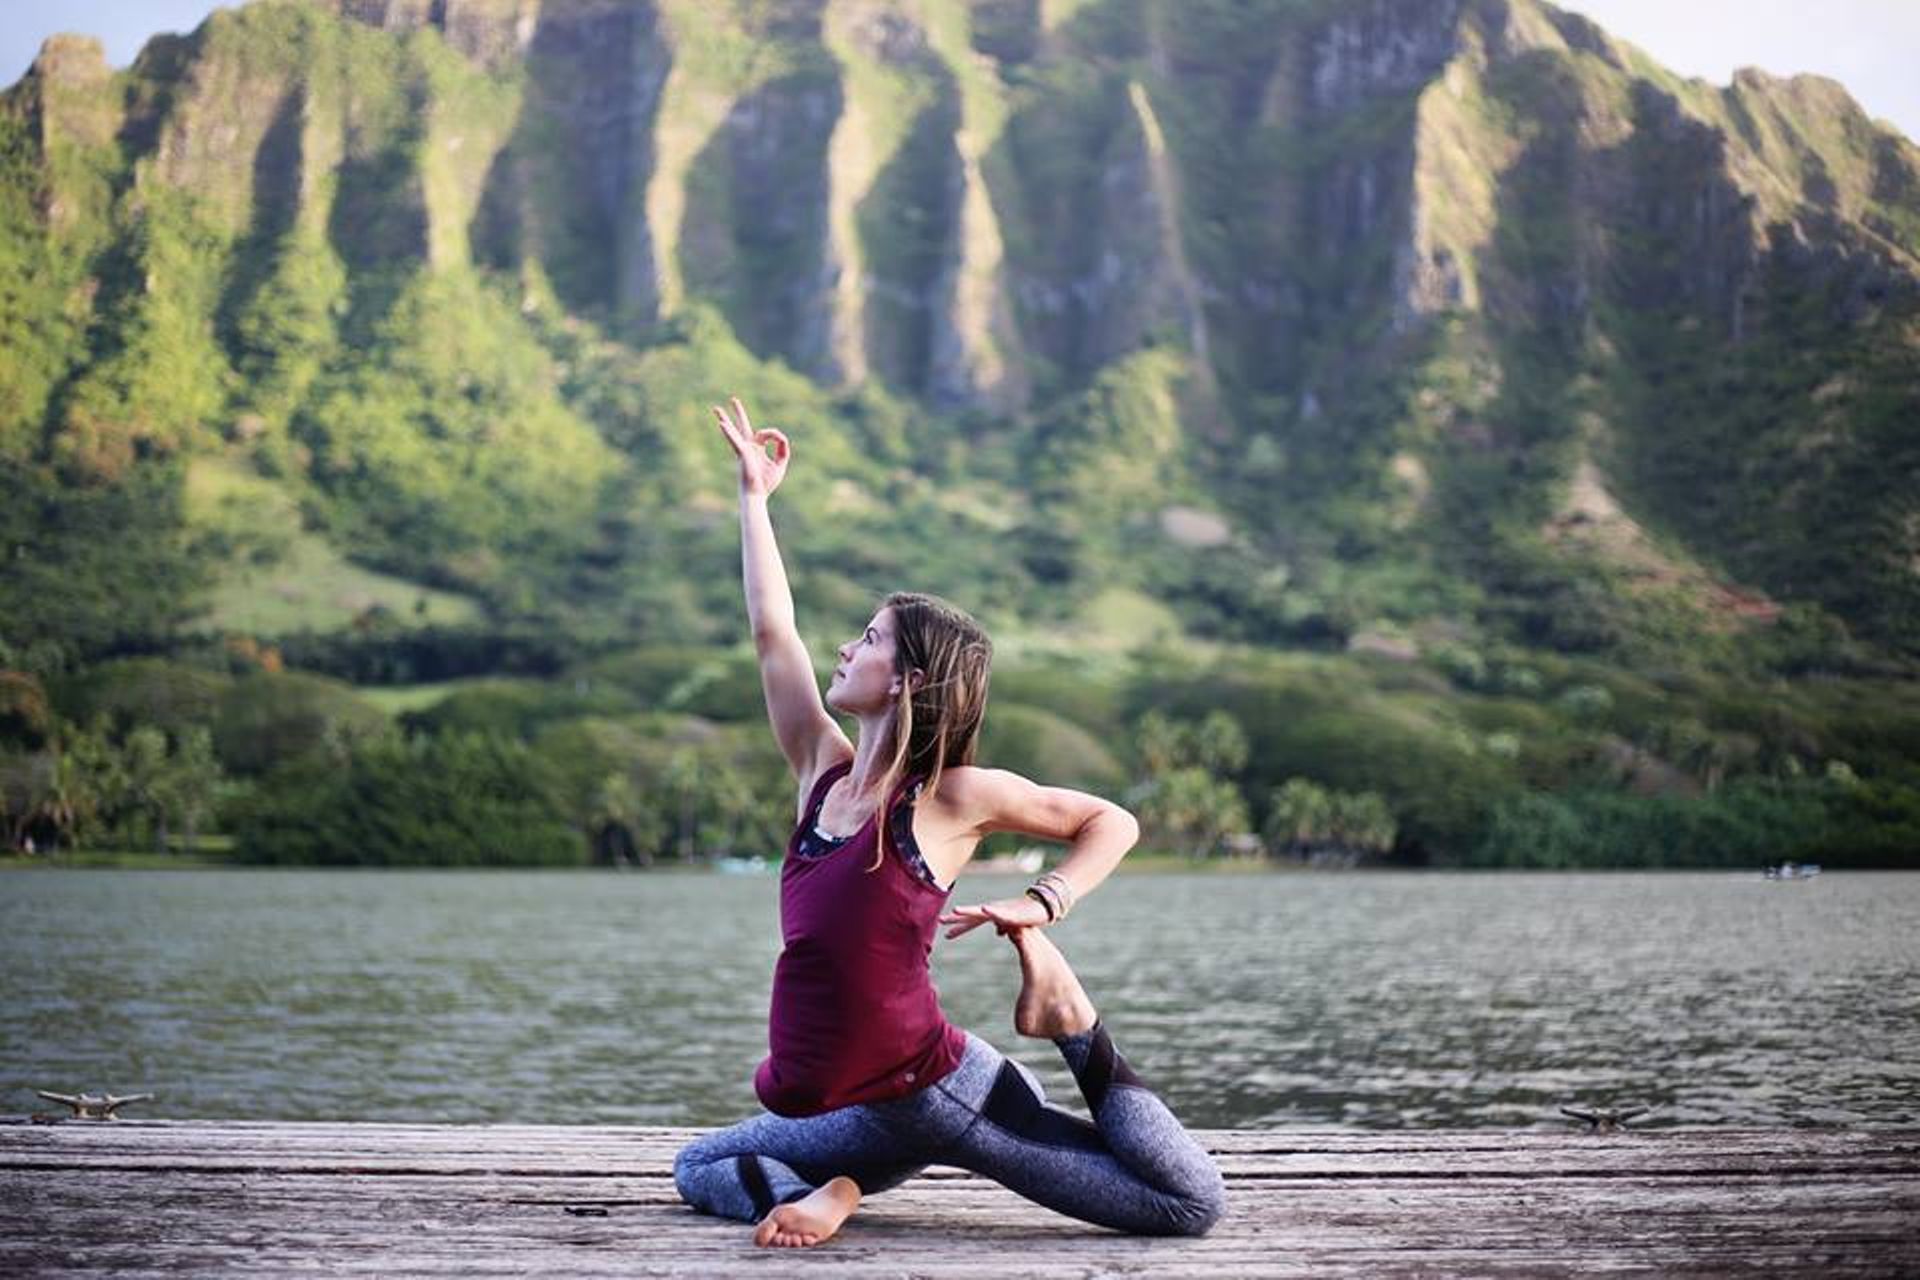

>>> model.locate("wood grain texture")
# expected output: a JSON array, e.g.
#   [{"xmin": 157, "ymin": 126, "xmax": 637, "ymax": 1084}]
[{"xmin": 5, "ymin": 1122, "xmax": 1917, "ymax": 1276}]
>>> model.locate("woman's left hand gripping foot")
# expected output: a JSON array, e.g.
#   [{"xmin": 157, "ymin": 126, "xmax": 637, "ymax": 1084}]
[{"xmin": 752, "ymin": 1176, "xmax": 862, "ymax": 1248}]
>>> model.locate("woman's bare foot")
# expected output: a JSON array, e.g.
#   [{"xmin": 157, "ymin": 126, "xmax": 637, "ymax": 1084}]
[
  {"xmin": 751, "ymin": 1176, "xmax": 861, "ymax": 1248},
  {"xmin": 1008, "ymin": 927, "xmax": 1099, "ymax": 1039}
]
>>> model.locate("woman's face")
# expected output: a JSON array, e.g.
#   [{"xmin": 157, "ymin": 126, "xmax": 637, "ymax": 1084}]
[{"xmin": 826, "ymin": 607, "xmax": 902, "ymax": 715}]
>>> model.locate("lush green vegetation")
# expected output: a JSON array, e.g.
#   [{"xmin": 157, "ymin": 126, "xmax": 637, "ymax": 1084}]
[
  {"xmin": 0, "ymin": 697, "xmax": 226, "ymax": 855},
  {"xmin": 7, "ymin": 640, "xmax": 1914, "ymax": 868},
  {"xmin": 227, "ymin": 732, "xmax": 579, "ymax": 866},
  {"xmin": 2, "ymin": 0, "xmax": 1917, "ymax": 869},
  {"xmin": 1467, "ymin": 772, "xmax": 1918, "ymax": 870}
]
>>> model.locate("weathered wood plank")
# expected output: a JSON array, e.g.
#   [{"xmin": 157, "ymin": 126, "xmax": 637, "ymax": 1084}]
[
  {"xmin": 6, "ymin": 1122, "xmax": 1913, "ymax": 1178},
  {"xmin": 14, "ymin": 1119, "xmax": 1911, "ymax": 1153},
  {"xmin": 4, "ymin": 1123, "xmax": 1917, "ymax": 1277},
  {"xmin": 11, "ymin": 1119, "xmax": 1913, "ymax": 1158},
  {"xmin": 7, "ymin": 1182, "xmax": 1914, "ymax": 1274}
]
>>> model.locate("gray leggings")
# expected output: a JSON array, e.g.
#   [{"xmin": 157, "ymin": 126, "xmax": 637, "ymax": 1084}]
[{"xmin": 673, "ymin": 1025, "xmax": 1225, "ymax": 1236}]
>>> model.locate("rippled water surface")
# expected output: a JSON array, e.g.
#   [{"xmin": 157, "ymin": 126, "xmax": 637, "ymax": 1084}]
[{"xmin": 4, "ymin": 869, "xmax": 1916, "ymax": 1129}]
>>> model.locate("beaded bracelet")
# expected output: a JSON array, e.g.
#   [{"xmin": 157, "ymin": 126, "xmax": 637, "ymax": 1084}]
[
  {"xmin": 1041, "ymin": 871, "xmax": 1077, "ymax": 916},
  {"xmin": 1027, "ymin": 871, "xmax": 1075, "ymax": 922}
]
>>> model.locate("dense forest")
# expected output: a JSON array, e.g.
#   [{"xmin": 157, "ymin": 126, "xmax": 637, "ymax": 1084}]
[{"xmin": 3, "ymin": 0, "xmax": 1918, "ymax": 868}]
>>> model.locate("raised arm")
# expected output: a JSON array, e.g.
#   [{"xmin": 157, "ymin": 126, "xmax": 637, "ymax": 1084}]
[
  {"xmin": 934, "ymin": 768, "xmax": 1140, "ymax": 938},
  {"xmin": 714, "ymin": 397, "xmax": 850, "ymax": 788}
]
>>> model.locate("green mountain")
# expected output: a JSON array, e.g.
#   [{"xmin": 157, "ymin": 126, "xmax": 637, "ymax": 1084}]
[{"xmin": 4, "ymin": 0, "xmax": 1919, "ymax": 865}]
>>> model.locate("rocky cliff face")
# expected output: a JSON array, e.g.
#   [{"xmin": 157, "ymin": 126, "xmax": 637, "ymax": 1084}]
[{"xmin": 3, "ymin": 0, "xmax": 1917, "ymax": 654}]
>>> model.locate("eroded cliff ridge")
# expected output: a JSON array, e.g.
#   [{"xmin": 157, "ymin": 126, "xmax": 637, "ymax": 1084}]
[{"xmin": 3, "ymin": 0, "xmax": 1917, "ymax": 659}]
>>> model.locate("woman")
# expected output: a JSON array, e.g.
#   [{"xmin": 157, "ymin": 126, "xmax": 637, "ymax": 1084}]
[{"xmin": 672, "ymin": 397, "xmax": 1225, "ymax": 1247}]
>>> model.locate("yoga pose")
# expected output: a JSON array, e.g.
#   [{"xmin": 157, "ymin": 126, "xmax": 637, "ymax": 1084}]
[{"xmin": 673, "ymin": 398, "xmax": 1225, "ymax": 1246}]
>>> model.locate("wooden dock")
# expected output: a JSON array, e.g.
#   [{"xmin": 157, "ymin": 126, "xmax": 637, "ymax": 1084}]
[{"xmin": 5, "ymin": 1121, "xmax": 1917, "ymax": 1275}]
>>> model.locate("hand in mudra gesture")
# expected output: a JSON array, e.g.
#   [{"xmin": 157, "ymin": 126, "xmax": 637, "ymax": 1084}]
[{"xmin": 714, "ymin": 396, "xmax": 790, "ymax": 498}]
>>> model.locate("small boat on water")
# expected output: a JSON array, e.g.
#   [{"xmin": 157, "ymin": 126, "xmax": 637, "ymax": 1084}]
[{"xmin": 1763, "ymin": 862, "xmax": 1821, "ymax": 880}]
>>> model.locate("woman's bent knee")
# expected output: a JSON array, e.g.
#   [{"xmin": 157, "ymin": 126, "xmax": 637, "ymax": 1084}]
[
  {"xmin": 672, "ymin": 1137, "xmax": 714, "ymax": 1209},
  {"xmin": 1162, "ymin": 1167, "xmax": 1226, "ymax": 1237}
]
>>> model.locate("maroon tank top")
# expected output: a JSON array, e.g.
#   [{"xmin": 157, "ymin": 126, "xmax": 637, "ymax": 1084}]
[{"xmin": 754, "ymin": 760, "xmax": 967, "ymax": 1117}]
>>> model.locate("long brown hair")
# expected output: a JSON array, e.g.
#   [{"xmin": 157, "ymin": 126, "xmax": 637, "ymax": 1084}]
[{"xmin": 867, "ymin": 591, "xmax": 993, "ymax": 871}]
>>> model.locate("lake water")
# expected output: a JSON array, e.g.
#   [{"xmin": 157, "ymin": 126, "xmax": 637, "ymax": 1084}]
[{"xmin": 3, "ymin": 869, "xmax": 1916, "ymax": 1130}]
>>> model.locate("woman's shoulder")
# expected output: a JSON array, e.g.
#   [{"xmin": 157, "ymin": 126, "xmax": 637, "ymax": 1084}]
[
  {"xmin": 927, "ymin": 766, "xmax": 1118, "ymax": 842},
  {"xmin": 923, "ymin": 764, "xmax": 1027, "ymax": 819},
  {"xmin": 926, "ymin": 762, "xmax": 999, "ymax": 794}
]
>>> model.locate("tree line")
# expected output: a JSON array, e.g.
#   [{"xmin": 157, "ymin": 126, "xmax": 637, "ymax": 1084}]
[
  {"xmin": 5, "ymin": 644, "xmax": 1916, "ymax": 869},
  {"xmin": 2, "ymin": 659, "xmax": 1398, "ymax": 865}
]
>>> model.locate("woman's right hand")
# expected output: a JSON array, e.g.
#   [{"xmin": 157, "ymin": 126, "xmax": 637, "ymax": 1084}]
[{"xmin": 714, "ymin": 396, "xmax": 790, "ymax": 498}]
